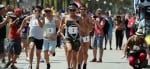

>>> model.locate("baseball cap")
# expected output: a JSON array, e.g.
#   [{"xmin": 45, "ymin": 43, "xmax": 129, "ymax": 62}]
[{"xmin": 14, "ymin": 8, "xmax": 22, "ymax": 13}]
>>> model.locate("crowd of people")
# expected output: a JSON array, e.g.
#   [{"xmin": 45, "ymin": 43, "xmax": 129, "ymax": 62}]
[{"xmin": 0, "ymin": 2, "xmax": 149, "ymax": 69}]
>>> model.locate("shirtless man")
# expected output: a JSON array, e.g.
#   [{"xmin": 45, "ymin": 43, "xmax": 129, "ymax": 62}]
[{"xmin": 77, "ymin": 5, "xmax": 93, "ymax": 69}]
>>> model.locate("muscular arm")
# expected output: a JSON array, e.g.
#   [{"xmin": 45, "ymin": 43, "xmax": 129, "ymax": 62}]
[
  {"xmin": 88, "ymin": 17, "xmax": 94, "ymax": 32},
  {"xmin": 9, "ymin": 18, "xmax": 18, "ymax": 26},
  {"xmin": 57, "ymin": 16, "xmax": 66, "ymax": 38}
]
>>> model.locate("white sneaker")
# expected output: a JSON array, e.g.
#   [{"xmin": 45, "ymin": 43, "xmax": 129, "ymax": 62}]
[
  {"xmin": 26, "ymin": 57, "xmax": 29, "ymax": 61},
  {"xmin": 40, "ymin": 58, "xmax": 44, "ymax": 63}
]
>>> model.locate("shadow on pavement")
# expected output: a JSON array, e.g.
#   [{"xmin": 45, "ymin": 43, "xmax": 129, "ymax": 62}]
[{"xmin": 101, "ymin": 61, "xmax": 128, "ymax": 64}]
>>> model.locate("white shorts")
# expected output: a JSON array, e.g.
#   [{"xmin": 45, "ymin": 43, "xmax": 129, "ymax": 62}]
[{"xmin": 81, "ymin": 35, "xmax": 90, "ymax": 43}]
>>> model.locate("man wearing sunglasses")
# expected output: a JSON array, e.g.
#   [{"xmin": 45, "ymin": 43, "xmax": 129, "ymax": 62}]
[
  {"xmin": 77, "ymin": 5, "xmax": 93, "ymax": 69},
  {"xmin": 18, "ymin": 6, "xmax": 45, "ymax": 69},
  {"xmin": 58, "ymin": 3, "xmax": 81, "ymax": 69},
  {"xmin": 42, "ymin": 8, "xmax": 60, "ymax": 69}
]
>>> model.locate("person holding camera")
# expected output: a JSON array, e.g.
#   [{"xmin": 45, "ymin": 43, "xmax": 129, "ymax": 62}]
[
  {"xmin": 18, "ymin": 6, "xmax": 45, "ymax": 69},
  {"xmin": 4, "ymin": 8, "xmax": 23, "ymax": 69},
  {"xmin": 90, "ymin": 8, "xmax": 105, "ymax": 62}
]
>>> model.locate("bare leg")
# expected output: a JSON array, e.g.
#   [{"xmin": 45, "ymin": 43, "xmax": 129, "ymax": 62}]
[
  {"xmin": 65, "ymin": 42, "xmax": 72, "ymax": 68},
  {"xmin": 78, "ymin": 46, "xmax": 83, "ymax": 69},
  {"xmin": 36, "ymin": 49, "xmax": 42, "ymax": 69},
  {"xmin": 29, "ymin": 42, "xmax": 35, "ymax": 67},
  {"xmin": 21, "ymin": 39, "xmax": 28, "ymax": 58},
  {"xmin": 44, "ymin": 50, "xmax": 49, "ymax": 64},
  {"xmin": 72, "ymin": 51, "xmax": 78, "ymax": 69}
]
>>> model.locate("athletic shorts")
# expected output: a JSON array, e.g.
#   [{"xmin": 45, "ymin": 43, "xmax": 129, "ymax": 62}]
[
  {"xmin": 43, "ymin": 39, "xmax": 57, "ymax": 52},
  {"xmin": 29, "ymin": 37, "xmax": 43, "ymax": 50},
  {"xmin": 80, "ymin": 35, "xmax": 90, "ymax": 43},
  {"xmin": 64, "ymin": 38, "xmax": 80, "ymax": 51}
]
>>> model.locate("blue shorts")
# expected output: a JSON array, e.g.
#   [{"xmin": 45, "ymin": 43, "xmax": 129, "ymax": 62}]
[
  {"xmin": 7, "ymin": 39, "xmax": 21, "ymax": 55},
  {"xmin": 21, "ymin": 33, "xmax": 28, "ymax": 39},
  {"xmin": 43, "ymin": 39, "xmax": 57, "ymax": 52},
  {"xmin": 93, "ymin": 34, "xmax": 104, "ymax": 49}
]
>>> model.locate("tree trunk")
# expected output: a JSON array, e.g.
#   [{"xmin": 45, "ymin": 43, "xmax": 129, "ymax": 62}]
[
  {"xmin": 0, "ymin": 0, "xmax": 2, "ymax": 4},
  {"xmin": 6, "ymin": 0, "xmax": 10, "ymax": 5}
]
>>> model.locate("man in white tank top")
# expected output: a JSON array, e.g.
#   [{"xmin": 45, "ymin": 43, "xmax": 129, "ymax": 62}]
[{"xmin": 18, "ymin": 6, "xmax": 45, "ymax": 69}]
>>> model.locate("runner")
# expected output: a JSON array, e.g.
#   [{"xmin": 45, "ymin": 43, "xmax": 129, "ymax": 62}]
[
  {"xmin": 58, "ymin": 3, "xmax": 81, "ymax": 69},
  {"xmin": 18, "ymin": 6, "xmax": 44, "ymax": 69},
  {"xmin": 43, "ymin": 8, "xmax": 60, "ymax": 69},
  {"xmin": 20, "ymin": 13, "xmax": 29, "ymax": 61},
  {"xmin": 77, "ymin": 5, "xmax": 93, "ymax": 69}
]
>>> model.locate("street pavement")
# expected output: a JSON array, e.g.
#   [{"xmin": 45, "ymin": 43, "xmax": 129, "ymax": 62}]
[{"xmin": 0, "ymin": 32, "xmax": 150, "ymax": 69}]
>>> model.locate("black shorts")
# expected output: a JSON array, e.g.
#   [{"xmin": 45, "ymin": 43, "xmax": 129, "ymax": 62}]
[
  {"xmin": 7, "ymin": 39, "xmax": 21, "ymax": 55},
  {"xmin": 0, "ymin": 39, "xmax": 5, "ymax": 54},
  {"xmin": 29, "ymin": 37, "xmax": 43, "ymax": 50},
  {"xmin": 64, "ymin": 38, "xmax": 80, "ymax": 51}
]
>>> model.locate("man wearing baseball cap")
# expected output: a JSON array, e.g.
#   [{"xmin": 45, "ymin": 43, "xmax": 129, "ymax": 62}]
[{"xmin": 4, "ymin": 8, "xmax": 23, "ymax": 69}]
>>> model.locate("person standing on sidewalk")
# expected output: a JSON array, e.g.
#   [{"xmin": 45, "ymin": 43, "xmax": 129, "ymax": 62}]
[
  {"xmin": 104, "ymin": 11, "xmax": 113, "ymax": 50},
  {"xmin": 77, "ymin": 5, "xmax": 93, "ymax": 69},
  {"xmin": 114, "ymin": 15, "xmax": 125, "ymax": 50},
  {"xmin": 42, "ymin": 8, "xmax": 60, "ymax": 69},
  {"xmin": 18, "ymin": 6, "xmax": 44, "ymax": 69},
  {"xmin": 58, "ymin": 3, "xmax": 81, "ymax": 69},
  {"xmin": 20, "ymin": 12, "xmax": 29, "ymax": 61},
  {"xmin": 90, "ymin": 8, "xmax": 105, "ymax": 62}
]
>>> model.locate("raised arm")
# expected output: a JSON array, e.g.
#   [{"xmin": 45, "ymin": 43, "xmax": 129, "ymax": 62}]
[{"xmin": 17, "ymin": 16, "xmax": 30, "ymax": 33}]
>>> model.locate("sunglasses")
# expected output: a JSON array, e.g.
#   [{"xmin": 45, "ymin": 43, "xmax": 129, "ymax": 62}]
[
  {"xmin": 69, "ymin": 9, "xmax": 76, "ymax": 12},
  {"xmin": 44, "ymin": 10, "xmax": 51, "ymax": 13},
  {"xmin": 35, "ymin": 9, "xmax": 41, "ymax": 12}
]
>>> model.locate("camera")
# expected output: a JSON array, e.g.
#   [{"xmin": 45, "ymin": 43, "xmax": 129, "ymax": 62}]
[{"xmin": 15, "ymin": 16, "xmax": 25, "ymax": 26}]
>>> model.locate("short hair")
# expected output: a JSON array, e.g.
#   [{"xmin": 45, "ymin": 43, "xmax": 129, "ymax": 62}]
[
  {"xmin": 79, "ymin": 4, "xmax": 86, "ymax": 9},
  {"xmin": 69, "ymin": 3, "xmax": 78, "ymax": 8},
  {"xmin": 34, "ymin": 5, "xmax": 43, "ymax": 11}
]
